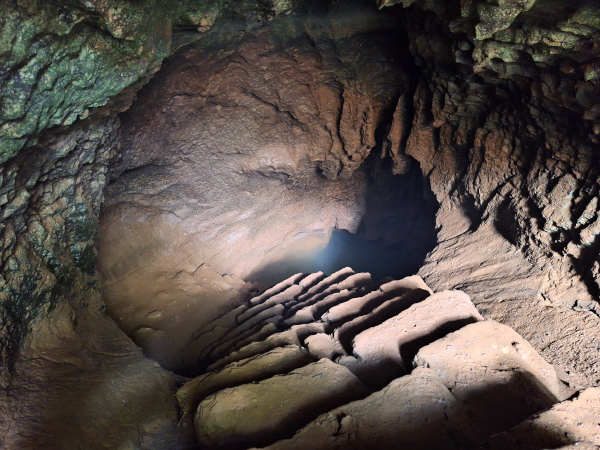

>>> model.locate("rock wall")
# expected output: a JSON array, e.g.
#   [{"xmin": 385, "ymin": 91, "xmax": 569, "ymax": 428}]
[
  {"xmin": 391, "ymin": 0, "xmax": 600, "ymax": 300},
  {"xmin": 0, "ymin": 0, "xmax": 599, "ymax": 448},
  {"xmin": 96, "ymin": 2, "xmax": 415, "ymax": 375},
  {"xmin": 0, "ymin": 110, "xmax": 114, "ymax": 375},
  {"xmin": 0, "ymin": 103, "xmax": 197, "ymax": 448},
  {"xmin": 0, "ymin": 0, "xmax": 295, "ymax": 161},
  {"xmin": 0, "ymin": 0, "xmax": 302, "ymax": 378},
  {"xmin": 0, "ymin": 1, "xmax": 300, "ymax": 447},
  {"xmin": 377, "ymin": 0, "xmax": 600, "ymax": 388}
]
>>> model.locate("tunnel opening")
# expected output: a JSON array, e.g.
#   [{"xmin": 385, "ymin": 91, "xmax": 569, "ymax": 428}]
[
  {"xmin": 94, "ymin": 0, "xmax": 435, "ymax": 377},
  {"xmin": 247, "ymin": 151, "xmax": 439, "ymax": 288}
]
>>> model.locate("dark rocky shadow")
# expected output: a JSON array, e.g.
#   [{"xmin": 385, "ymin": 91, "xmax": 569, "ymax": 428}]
[{"xmin": 248, "ymin": 154, "xmax": 439, "ymax": 287}]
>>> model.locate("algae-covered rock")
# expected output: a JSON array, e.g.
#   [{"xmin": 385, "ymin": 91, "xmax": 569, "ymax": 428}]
[
  {"xmin": 0, "ymin": 0, "xmax": 298, "ymax": 162},
  {"xmin": 0, "ymin": 0, "xmax": 167, "ymax": 161}
]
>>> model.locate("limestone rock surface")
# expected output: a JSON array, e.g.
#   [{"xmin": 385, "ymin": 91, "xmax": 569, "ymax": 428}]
[
  {"xmin": 0, "ymin": 0, "xmax": 299, "ymax": 161},
  {"xmin": 381, "ymin": 0, "xmax": 600, "ymax": 389},
  {"xmin": 490, "ymin": 388, "xmax": 600, "ymax": 449},
  {"xmin": 0, "ymin": 1, "xmax": 599, "ymax": 449},
  {"xmin": 97, "ymin": 4, "xmax": 413, "ymax": 374},
  {"xmin": 0, "ymin": 111, "xmax": 195, "ymax": 449},
  {"xmin": 177, "ymin": 272, "xmax": 597, "ymax": 449}
]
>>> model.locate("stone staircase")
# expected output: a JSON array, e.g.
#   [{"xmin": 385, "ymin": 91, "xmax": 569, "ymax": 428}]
[{"xmin": 177, "ymin": 268, "xmax": 600, "ymax": 449}]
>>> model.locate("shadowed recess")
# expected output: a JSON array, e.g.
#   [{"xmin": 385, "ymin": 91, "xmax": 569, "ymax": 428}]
[{"xmin": 248, "ymin": 155, "xmax": 439, "ymax": 287}]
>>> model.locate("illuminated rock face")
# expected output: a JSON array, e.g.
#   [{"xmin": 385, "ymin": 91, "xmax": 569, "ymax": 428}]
[
  {"xmin": 1, "ymin": 0, "xmax": 600, "ymax": 448},
  {"xmin": 97, "ymin": 5, "xmax": 423, "ymax": 374}
]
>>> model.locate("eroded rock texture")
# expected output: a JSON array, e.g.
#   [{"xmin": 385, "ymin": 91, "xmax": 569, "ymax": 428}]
[
  {"xmin": 97, "ymin": 3, "xmax": 418, "ymax": 374},
  {"xmin": 0, "ymin": 0, "xmax": 297, "ymax": 161},
  {"xmin": 176, "ymin": 271, "xmax": 597, "ymax": 449},
  {"xmin": 94, "ymin": 0, "xmax": 600, "ymax": 389},
  {"xmin": 381, "ymin": 0, "xmax": 600, "ymax": 389},
  {"xmin": 0, "ymin": 106, "xmax": 195, "ymax": 447},
  {"xmin": 0, "ymin": 0, "xmax": 599, "ymax": 448}
]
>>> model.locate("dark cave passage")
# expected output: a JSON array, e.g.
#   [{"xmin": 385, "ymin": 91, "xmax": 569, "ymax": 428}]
[{"xmin": 247, "ymin": 153, "xmax": 439, "ymax": 287}]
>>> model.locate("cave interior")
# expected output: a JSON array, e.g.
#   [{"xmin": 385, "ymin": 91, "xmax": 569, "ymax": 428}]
[{"xmin": 0, "ymin": 0, "xmax": 600, "ymax": 448}]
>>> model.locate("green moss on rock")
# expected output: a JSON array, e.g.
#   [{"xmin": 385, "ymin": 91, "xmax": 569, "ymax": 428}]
[
  {"xmin": 0, "ymin": 0, "xmax": 307, "ymax": 162},
  {"xmin": 0, "ymin": 0, "xmax": 228, "ymax": 163}
]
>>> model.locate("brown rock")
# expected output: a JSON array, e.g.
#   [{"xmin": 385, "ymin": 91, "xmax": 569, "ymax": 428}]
[
  {"xmin": 304, "ymin": 333, "xmax": 346, "ymax": 360},
  {"xmin": 341, "ymin": 290, "xmax": 483, "ymax": 386},
  {"xmin": 207, "ymin": 322, "xmax": 328, "ymax": 371},
  {"xmin": 258, "ymin": 367, "xmax": 475, "ymax": 450},
  {"xmin": 195, "ymin": 358, "xmax": 370, "ymax": 449},
  {"xmin": 414, "ymin": 320, "xmax": 564, "ymax": 440},
  {"xmin": 97, "ymin": 7, "xmax": 409, "ymax": 373},
  {"xmin": 489, "ymin": 388, "xmax": 600, "ymax": 449},
  {"xmin": 418, "ymin": 222, "xmax": 600, "ymax": 389},
  {"xmin": 177, "ymin": 345, "xmax": 314, "ymax": 418},
  {"xmin": 322, "ymin": 275, "xmax": 431, "ymax": 324}
]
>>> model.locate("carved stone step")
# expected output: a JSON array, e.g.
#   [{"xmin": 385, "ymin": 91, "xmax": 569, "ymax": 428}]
[
  {"xmin": 207, "ymin": 322, "xmax": 328, "ymax": 371},
  {"xmin": 413, "ymin": 320, "xmax": 564, "ymax": 441},
  {"xmin": 339, "ymin": 290, "xmax": 484, "ymax": 387},
  {"xmin": 178, "ymin": 345, "xmax": 314, "ymax": 419},
  {"xmin": 195, "ymin": 358, "xmax": 370, "ymax": 449},
  {"xmin": 177, "ymin": 273, "xmax": 578, "ymax": 450}
]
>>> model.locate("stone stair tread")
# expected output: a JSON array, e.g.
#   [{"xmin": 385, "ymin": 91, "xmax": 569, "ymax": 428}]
[
  {"xmin": 284, "ymin": 289, "xmax": 361, "ymax": 327},
  {"xmin": 239, "ymin": 285, "xmax": 304, "ymax": 323},
  {"xmin": 333, "ymin": 287, "xmax": 432, "ymax": 355},
  {"xmin": 249, "ymin": 273, "xmax": 307, "ymax": 306},
  {"xmin": 321, "ymin": 289, "xmax": 384, "ymax": 324},
  {"xmin": 295, "ymin": 267, "xmax": 356, "ymax": 302},
  {"xmin": 207, "ymin": 322, "xmax": 328, "ymax": 371},
  {"xmin": 343, "ymin": 290, "xmax": 483, "ymax": 386},
  {"xmin": 298, "ymin": 271, "xmax": 326, "ymax": 289},
  {"xmin": 305, "ymin": 333, "xmax": 346, "ymax": 360},
  {"xmin": 221, "ymin": 322, "xmax": 281, "ymax": 358},
  {"xmin": 322, "ymin": 275, "xmax": 430, "ymax": 325},
  {"xmin": 286, "ymin": 272, "xmax": 373, "ymax": 319},
  {"xmin": 334, "ymin": 272, "xmax": 373, "ymax": 291},
  {"xmin": 257, "ymin": 367, "xmax": 474, "ymax": 450},
  {"xmin": 209, "ymin": 318, "xmax": 282, "ymax": 361},
  {"xmin": 189, "ymin": 304, "xmax": 248, "ymax": 345},
  {"xmin": 200, "ymin": 304, "xmax": 285, "ymax": 362},
  {"xmin": 378, "ymin": 275, "xmax": 433, "ymax": 295},
  {"xmin": 195, "ymin": 358, "xmax": 370, "ymax": 449},
  {"xmin": 413, "ymin": 320, "xmax": 563, "ymax": 441},
  {"xmin": 177, "ymin": 345, "xmax": 315, "ymax": 418}
]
